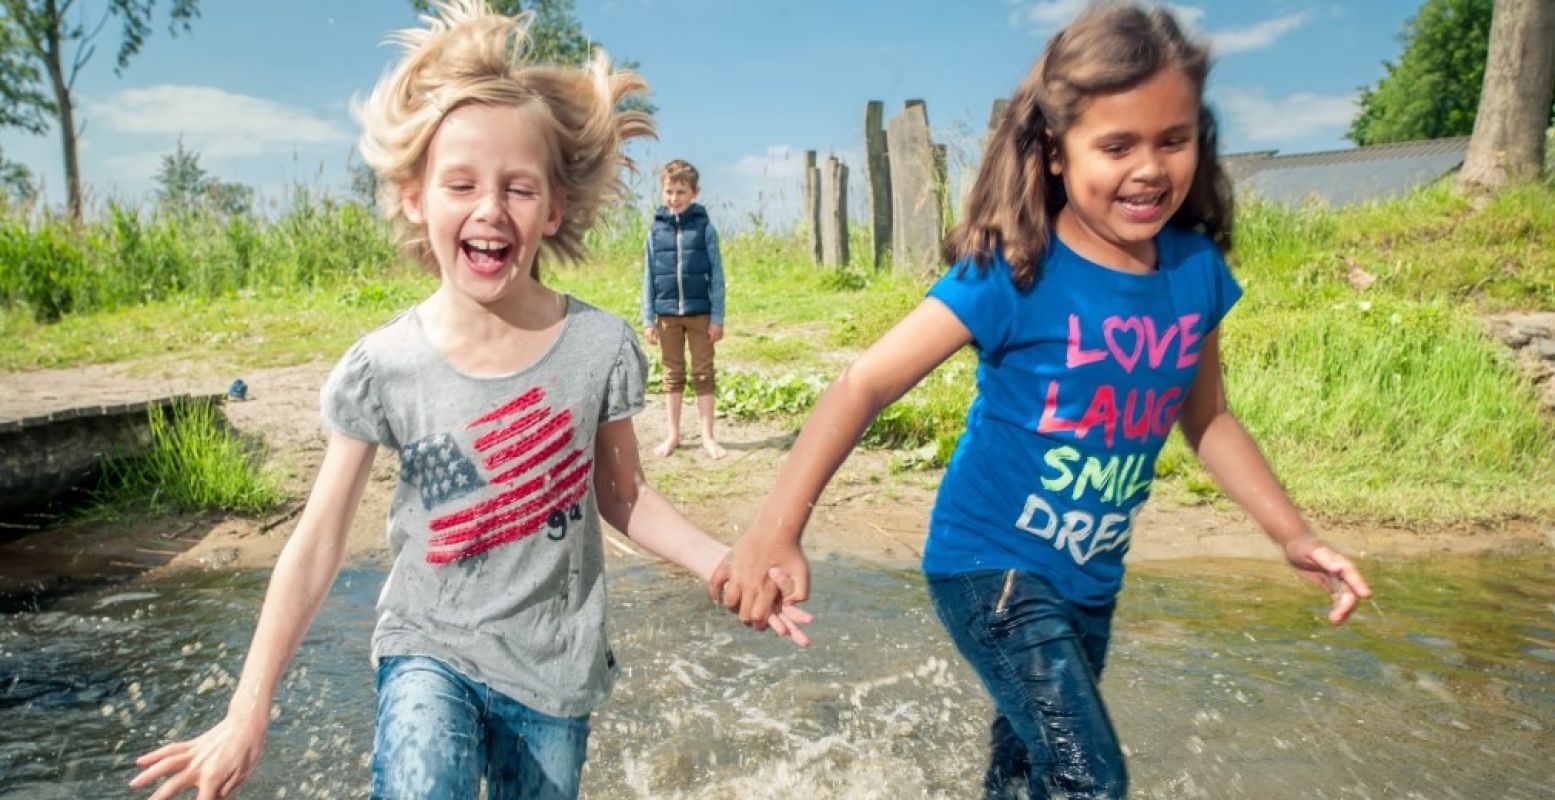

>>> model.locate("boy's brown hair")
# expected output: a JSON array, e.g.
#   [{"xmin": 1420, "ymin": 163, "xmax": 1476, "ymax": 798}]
[{"xmin": 660, "ymin": 159, "xmax": 700, "ymax": 191}]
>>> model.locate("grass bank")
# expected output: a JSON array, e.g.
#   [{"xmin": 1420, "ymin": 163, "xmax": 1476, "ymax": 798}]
[{"xmin": 2, "ymin": 182, "xmax": 1552, "ymax": 525}]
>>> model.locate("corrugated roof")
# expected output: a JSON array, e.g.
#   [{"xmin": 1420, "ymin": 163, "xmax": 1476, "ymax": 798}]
[{"xmin": 1223, "ymin": 137, "xmax": 1470, "ymax": 207}]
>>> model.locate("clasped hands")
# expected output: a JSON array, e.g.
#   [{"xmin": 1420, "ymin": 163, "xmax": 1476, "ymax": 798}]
[{"xmin": 708, "ymin": 530, "xmax": 812, "ymax": 647}]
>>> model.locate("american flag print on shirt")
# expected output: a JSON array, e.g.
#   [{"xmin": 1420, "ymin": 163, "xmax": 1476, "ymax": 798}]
[{"xmin": 400, "ymin": 387, "xmax": 592, "ymax": 565}]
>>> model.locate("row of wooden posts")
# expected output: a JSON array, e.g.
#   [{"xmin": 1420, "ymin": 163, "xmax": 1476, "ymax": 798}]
[{"xmin": 802, "ymin": 98, "xmax": 1007, "ymax": 272}]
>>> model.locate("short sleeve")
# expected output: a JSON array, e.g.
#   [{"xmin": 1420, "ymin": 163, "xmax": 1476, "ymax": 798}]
[
  {"xmin": 1205, "ymin": 248, "xmax": 1244, "ymax": 332},
  {"xmin": 926, "ymin": 255, "xmax": 1018, "ymax": 354},
  {"xmin": 320, "ymin": 340, "xmax": 397, "ymax": 448},
  {"xmin": 602, "ymin": 324, "xmax": 648, "ymax": 423}
]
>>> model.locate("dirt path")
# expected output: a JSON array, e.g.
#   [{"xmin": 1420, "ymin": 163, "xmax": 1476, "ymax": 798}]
[{"xmin": 1, "ymin": 358, "xmax": 1548, "ymax": 604}]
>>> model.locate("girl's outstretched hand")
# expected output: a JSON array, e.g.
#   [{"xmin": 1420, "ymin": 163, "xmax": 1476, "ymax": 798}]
[
  {"xmin": 130, "ymin": 713, "xmax": 267, "ymax": 800},
  {"xmin": 1283, "ymin": 535, "xmax": 1372, "ymax": 625}
]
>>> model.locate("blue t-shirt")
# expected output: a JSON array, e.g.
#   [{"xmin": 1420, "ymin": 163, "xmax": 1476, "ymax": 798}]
[{"xmin": 923, "ymin": 225, "xmax": 1242, "ymax": 606}]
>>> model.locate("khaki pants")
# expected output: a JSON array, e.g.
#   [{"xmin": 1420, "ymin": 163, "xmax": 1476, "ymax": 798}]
[{"xmin": 657, "ymin": 314, "xmax": 716, "ymax": 395}]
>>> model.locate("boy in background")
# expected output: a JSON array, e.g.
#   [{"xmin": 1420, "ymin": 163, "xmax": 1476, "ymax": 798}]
[{"xmin": 642, "ymin": 159, "xmax": 727, "ymax": 460}]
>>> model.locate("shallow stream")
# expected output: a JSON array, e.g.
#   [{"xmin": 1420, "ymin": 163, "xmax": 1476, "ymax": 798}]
[{"xmin": 3, "ymin": 551, "xmax": 1551, "ymax": 798}]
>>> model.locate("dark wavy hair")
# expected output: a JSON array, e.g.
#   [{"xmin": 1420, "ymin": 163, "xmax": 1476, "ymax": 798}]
[{"xmin": 943, "ymin": 2, "xmax": 1233, "ymax": 288}]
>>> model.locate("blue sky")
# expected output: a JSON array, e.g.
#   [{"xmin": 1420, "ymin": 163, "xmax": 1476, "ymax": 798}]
[{"xmin": 0, "ymin": 1, "xmax": 1423, "ymax": 228}]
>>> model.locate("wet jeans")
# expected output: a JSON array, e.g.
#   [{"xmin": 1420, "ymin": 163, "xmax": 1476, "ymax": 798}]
[
  {"xmin": 928, "ymin": 569, "xmax": 1127, "ymax": 799},
  {"xmin": 370, "ymin": 655, "xmax": 591, "ymax": 800}
]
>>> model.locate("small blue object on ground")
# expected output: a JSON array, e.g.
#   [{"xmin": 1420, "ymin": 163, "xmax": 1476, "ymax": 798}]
[{"xmin": 228, "ymin": 379, "xmax": 248, "ymax": 401}]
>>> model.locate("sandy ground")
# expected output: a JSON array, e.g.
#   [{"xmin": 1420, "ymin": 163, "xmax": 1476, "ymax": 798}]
[{"xmin": 1, "ymin": 357, "xmax": 1549, "ymax": 604}]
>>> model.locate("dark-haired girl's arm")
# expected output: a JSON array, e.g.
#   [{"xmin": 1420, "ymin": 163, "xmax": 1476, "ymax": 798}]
[
  {"xmin": 1177, "ymin": 329, "xmax": 1371, "ymax": 624},
  {"xmin": 715, "ymin": 298, "xmax": 973, "ymax": 630}
]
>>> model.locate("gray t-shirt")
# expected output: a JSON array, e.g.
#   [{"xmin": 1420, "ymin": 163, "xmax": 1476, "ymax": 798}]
[{"xmin": 320, "ymin": 295, "xmax": 647, "ymax": 717}]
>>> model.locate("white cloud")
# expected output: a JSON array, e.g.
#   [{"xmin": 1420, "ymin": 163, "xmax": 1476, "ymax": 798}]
[
  {"xmin": 1009, "ymin": 0, "xmax": 1087, "ymax": 33},
  {"xmin": 709, "ymin": 144, "xmax": 868, "ymax": 231},
  {"xmin": 1010, "ymin": 1, "xmax": 1309, "ymax": 55},
  {"xmin": 1213, "ymin": 87, "xmax": 1357, "ymax": 143},
  {"xmin": 100, "ymin": 152, "xmax": 167, "ymax": 184},
  {"xmin": 725, "ymin": 145, "xmax": 805, "ymax": 181},
  {"xmin": 1163, "ymin": 3, "xmax": 1206, "ymax": 28},
  {"xmin": 87, "ymin": 84, "xmax": 354, "ymax": 159},
  {"xmin": 1208, "ymin": 12, "xmax": 1310, "ymax": 55}
]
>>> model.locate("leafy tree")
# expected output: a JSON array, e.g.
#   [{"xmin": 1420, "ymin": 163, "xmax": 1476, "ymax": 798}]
[
  {"xmin": 409, "ymin": 0, "xmax": 652, "ymax": 113},
  {"xmin": 1348, "ymin": 0, "xmax": 1496, "ymax": 145},
  {"xmin": 0, "ymin": 0, "xmax": 201, "ymax": 221},
  {"xmin": 0, "ymin": 11, "xmax": 48, "ymax": 134},
  {"xmin": 0, "ymin": 150, "xmax": 35, "ymax": 206},
  {"xmin": 1459, "ymin": 0, "xmax": 1555, "ymax": 189},
  {"xmin": 154, "ymin": 138, "xmax": 251, "ymax": 216},
  {"xmin": 1, "ymin": 8, "xmax": 46, "ymax": 207},
  {"xmin": 347, "ymin": 151, "xmax": 379, "ymax": 212}
]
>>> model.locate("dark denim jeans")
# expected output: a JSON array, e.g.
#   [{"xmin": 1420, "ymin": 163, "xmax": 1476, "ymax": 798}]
[
  {"xmin": 928, "ymin": 569, "xmax": 1126, "ymax": 799},
  {"xmin": 370, "ymin": 655, "xmax": 591, "ymax": 800}
]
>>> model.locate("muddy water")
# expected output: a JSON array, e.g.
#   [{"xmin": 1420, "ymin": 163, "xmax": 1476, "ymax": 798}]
[{"xmin": 2, "ymin": 551, "xmax": 1551, "ymax": 798}]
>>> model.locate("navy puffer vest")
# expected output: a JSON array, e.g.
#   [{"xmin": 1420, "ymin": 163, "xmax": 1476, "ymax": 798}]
[{"xmin": 648, "ymin": 204, "xmax": 713, "ymax": 317}]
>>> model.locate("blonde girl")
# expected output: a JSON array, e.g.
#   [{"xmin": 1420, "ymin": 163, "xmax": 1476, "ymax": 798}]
[{"xmin": 131, "ymin": 3, "xmax": 807, "ymax": 798}]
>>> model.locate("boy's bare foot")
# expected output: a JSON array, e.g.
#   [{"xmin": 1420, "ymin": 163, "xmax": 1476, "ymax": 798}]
[
  {"xmin": 701, "ymin": 439, "xmax": 727, "ymax": 460},
  {"xmin": 653, "ymin": 436, "xmax": 680, "ymax": 457}
]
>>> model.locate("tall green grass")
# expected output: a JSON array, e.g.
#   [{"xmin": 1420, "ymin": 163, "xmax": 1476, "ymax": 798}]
[
  {"xmin": 93, "ymin": 400, "xmax": 285, "ymax": 516},
  {"xmin": 0, "ymin": 190, "xmax": 400, "ymax": 322}
]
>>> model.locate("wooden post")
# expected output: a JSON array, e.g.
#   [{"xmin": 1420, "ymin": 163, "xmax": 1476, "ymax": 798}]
[
  {"xmin": 933, "ymin": 142, "xmax": 950, "ymax": 236},
  {"xmin": 822, "ymin": 156, "xmax": 850, "ymax": 267},
  {"xmin": 886, "ymin": 101, "xmax": 943, "ymax": 273},
  {"xmin": 864, "ymin": 100, "xmax": 892, "ymax": 270},
  {"xmin": 803, "ymin": 149, "xmax": 823, "ymax": 264}
]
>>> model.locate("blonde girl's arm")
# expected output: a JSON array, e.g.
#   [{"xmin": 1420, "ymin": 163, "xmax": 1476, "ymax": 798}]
[
  {"xmin": 1176, "ymin": 329, "xmax": 1371, "ymax": 625},
  {"xmin": 130, "ymin": 433, "xmax": 377, "ymax": 800},
  {"xmin": 592, "ymin": 417, "xmax": 814, "ymax": 646},
  {"xmin": 718, "ymin": 298, "xmax": 974, "ymax": 628}
]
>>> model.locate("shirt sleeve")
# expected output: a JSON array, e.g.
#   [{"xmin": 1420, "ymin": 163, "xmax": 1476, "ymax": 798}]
[
  {"xmin": 706, "ymin": 223, "xmax": 726, "ymax": 326},
  {"xmin": 602, "ymin": 323, "xmax": 649, "ymax": 423},
  {"xmin": 926, "ymin": 256, "xmax": 1018, "ymax": 355},
  {"xmin": 640, "ymin": 235, "xmax": 656, "ymax": 327},
  {"xmin": 320, "ymin": 339, "xmax": 397, "ymax": 448}
]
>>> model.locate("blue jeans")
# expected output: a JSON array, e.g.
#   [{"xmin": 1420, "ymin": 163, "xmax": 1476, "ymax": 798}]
[
  {"xmin": 370, "ymin": 655, "xmax": 591, "ymax": 800},
  {"xmin": 928, "ymin": 569, "xmax": 1126, "ymax": 799}
]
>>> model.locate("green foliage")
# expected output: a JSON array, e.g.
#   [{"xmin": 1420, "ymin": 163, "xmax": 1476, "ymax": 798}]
[
  {"xmin": 93, "ymin": 399, "xmax": 283, "ymax": 516},
  {"xmin": 1348, "ymin": 0, "xmax": 1554, "ymax": 146},
  {"xmin": 101, "ymin": 0, "xmax": 202, "ymax": 73},
  {"xmin": 0, "ymin": 151, "xmax": 34, "ymax": 208},
  {"xmin": 1233, "ymin": 182, "xmax": 1555, "ymax": 309},
  {"xmin": 347, "ymin": 153, "xmax": 380, "ymax": 213},
  {"xmin": 412, "ymin": 0, "xmax": 584, "ymax": 63},
  {"xmin": 1, "ymin": 0, "xmax": 202, "ymax": 217},
  {"xmin": 0, "ymin": 11, "xmax": 50, "ymax": 133},
  {"xmin": 715, "ymin": 358, "xmax": 973, "ymax": 468},
  {"xmin": 1349, "ymin": 0, "xmax": 1494, "ymax": 145},
  {"xmin": 408, "ymin": 0, "xmax": 653, "ymax": 113},
  {"xmin": 717, "ymin": 371, "xmax": 827, "ymax": 421},
  {"xmin": 0, "ymin": 193, "xmax": 401, "ymax": 323},
  {"xmin": 1218, "ymin": 298, "xmax": 1554, "ymax": 521},
  {"xmin": 154, "ymin": 139, "xmax": 252, "ymax": 216}
]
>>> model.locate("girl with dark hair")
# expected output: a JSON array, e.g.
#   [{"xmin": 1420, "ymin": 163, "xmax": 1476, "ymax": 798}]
[{"xmin": 716, "ymin": 3, "xmax": 1370, "ymax": 796}]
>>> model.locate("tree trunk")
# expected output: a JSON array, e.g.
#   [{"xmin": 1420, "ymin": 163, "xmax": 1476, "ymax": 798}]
[
  {"xmin": 39, "ymin": 0, "xmax": 82, "ymax": 220},
  {"xmin": 1457, "ymin": 0, "xmax": 1555, "ymax": 192}
]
